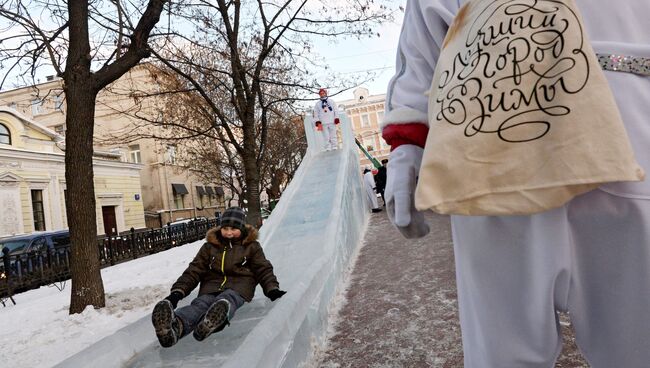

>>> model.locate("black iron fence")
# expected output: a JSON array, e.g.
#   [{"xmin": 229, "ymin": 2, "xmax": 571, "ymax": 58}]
[{"xmin": 0, "ymin": 218, "xmax": 219, "ymax": 305}]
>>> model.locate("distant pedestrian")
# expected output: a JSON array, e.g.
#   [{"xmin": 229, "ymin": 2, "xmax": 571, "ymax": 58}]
[
  {"xmin": 363, "ymin": 168, "xmax": 382, "ymax": 213},
  {"xmin": 313, "ymin": 88, "xmax": 340, "ymax": 151},
  {"xmin": 151, "ymin": 207, "xmax": 286, "ymax": 347},
  {"xmin": 374, "ymin": 159, "xmax": 388, "ymax": 206}
]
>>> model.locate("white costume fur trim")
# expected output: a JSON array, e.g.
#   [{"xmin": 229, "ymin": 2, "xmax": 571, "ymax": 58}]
[{"xmin": 380, "ymin": 107, "xmax": 428, "ymax": 131}]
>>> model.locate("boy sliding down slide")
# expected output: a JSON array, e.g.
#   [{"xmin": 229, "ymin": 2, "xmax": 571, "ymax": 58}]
[{"xmin": 151, "ymin": 207, "xmax": 286, "ymax": 347}]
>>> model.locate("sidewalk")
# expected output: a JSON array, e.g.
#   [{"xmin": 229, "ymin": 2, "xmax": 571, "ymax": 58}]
[{"xmin": 316, "ymin": 211, "xmax": 589, "ymax": 368}]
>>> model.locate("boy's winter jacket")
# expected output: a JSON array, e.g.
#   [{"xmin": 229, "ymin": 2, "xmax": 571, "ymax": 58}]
[{"xmin": 170, "ymin": 225, "xmax": 280, "ymax": 302}]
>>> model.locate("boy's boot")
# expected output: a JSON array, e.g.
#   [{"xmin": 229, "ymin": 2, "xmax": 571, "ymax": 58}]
[
  {"xmin": 152, "ymin": 300, "xmax": 183, "ymax": 347},
  {"xmin": 193, "ymin": 299, "xmax": 230, "ymax": 341}
]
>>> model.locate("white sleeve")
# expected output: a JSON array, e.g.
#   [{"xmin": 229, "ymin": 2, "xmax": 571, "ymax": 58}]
[
  {"xmin": 332, "ymin": 100, "xmax": 339, "ymax": 119},
  {"xmin": 382, "ymin": 0, "xmax": 460, "ymax": 129}
]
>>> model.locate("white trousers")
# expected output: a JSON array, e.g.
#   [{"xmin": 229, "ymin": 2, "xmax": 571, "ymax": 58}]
[
  {"xmin": 451, "ymin": 189, "xmax": 650, "ymax": 368},
  {"xmin": 365, "ymin": 182, "xmax": 379, "ymax": 209},
  {"xmin": 322, "ymin": 123, "xmax": 338, "ymax": 150}
]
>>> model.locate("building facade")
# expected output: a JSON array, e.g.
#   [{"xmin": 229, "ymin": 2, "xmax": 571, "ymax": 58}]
[
  {"xmin": 338, "ymin": 88, "xmax": 389, "ymax": 169},
  {"xmin": 0, "ymin": 108, "xmax": 145, "ymax": 238},
  {"xmin": 0, "ymin": 66, "xmax": 226, "ymax": 229}
]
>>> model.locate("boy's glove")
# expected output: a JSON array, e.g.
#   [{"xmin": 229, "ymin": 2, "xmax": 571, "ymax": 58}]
[
  {"xmin": 164, "ymin": 291, "xmax": 184, "ymax": 309},
  {"xmin": 385, "ymin": 144, "xmax": 430, "ymax": 239},
  {"xmin": 315, "ymin": 121, "xmax": 323, "ymax": 131},
  {"xmin": 267, "ymin": 289, "xmax": 286, "ymax": 301},
  {"xmin": 334, "ymin": 118, "xmax": 340, "ymax": 125}
]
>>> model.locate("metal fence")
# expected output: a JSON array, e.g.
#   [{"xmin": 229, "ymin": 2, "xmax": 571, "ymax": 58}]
[{"xmin": 0, "ymin": 218, "xmax": 219, "ymax": 306}]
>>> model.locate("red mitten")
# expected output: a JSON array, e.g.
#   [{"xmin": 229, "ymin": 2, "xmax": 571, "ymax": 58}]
[
  {"xmin": 315, "ymin": 121, "xmax": 323, "ymax": 131},
  {"xmin": 382, "ymin": 123, "xmax": 429, "ymax": 151},
  {"xmin": 334, "ymin": 118, "xmax": 340, "ymax": 125}
]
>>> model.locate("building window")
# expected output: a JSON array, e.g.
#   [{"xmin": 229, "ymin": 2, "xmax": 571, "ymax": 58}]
[
  {"xmin": 379, "ymin": 132, "xmax": 389, "ymax": 149},
  {"xmin": 377, "ymin": 110, "xmax": 384, "ymax": 123},
  {"xmin": 205, "ymin": 186, "xmax": 215, "ymax": 206},
  {"xmin": 214, "ymin": 186, "xmax": 225, "ymax": 206},
  {"xmin": 361, "ymin": 114, "xmax": 371, "ymax": 127},
  {"xmin": 363, "ymin": 136, "xmax": 375, "ymax": 152},
  {"xmin": 31, "ymin": 189, "xmax": 46, "ymax": 231},
  {"xmin": 31, "ymin": 98, "xmax": 44, "ymax": 116},
  {"xmin": 0, "ymin": 123, "xmax": 10, "ymax": 145},
  {"xmin": 54, "ymin": 94, "xmax": 64, "ymax": 111},
  {"xmin": 174, "ymin": 194, "xmax": 184, "ymax": 209},
  {"xmin": 196, "ymin": 186, "xmax": 207, "ymax": 207},
  {"xmin": 171, "ymin": 183, "xmax": 188, "ymax": 209},
  {"xmin": 129, "ymin": 144, "xmax": 142, "ymax": 163},
  {"xmin": 54, "ymin": 124, "xmax": 66, "ymax": 136}
]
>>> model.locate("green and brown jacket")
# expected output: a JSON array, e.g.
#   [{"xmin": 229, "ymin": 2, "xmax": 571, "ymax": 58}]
[{"xmin": 170, "ymin": 225, "xmax": 280, "ymax": 302}]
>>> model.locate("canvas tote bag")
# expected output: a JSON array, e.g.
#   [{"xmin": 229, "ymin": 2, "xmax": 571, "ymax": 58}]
[{"xmin": 415, "ymin": 0, "xmax": 645, "ymax": 215}]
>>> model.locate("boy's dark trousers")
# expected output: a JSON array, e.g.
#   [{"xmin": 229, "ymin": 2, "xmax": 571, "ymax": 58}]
[{"xmin": 174, "ymin": 289, "xmax": 245, "ymax": 338}]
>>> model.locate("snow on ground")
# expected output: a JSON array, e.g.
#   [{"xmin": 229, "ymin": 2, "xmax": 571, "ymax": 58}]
[{"xmin": 0, "ymin": 240, "xmax": 203, "ymax": 368}]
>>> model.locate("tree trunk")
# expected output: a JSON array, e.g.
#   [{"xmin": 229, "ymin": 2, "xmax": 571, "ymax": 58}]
[
  {"xmin": 64, "ymin": 0, "xmax": 105, "ymax": 314},
  {"xmin": 266, "ymin": 170, "xmax": 283, "ymax": 201},
  {"xmin": 65, "ymin": 85, "xmax": 105, "ymax": 312},
  {"xmin": 242, "ymin": 116, "xmax": 262, "ymax": 227},
  {"xmin": 64, "ymin": 76, "xmax": 105, "ymax": 313}
]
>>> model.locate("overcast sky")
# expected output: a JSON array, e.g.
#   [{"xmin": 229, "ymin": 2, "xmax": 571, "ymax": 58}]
[
  {"xmin": 0, "ymin": 3, "xmax": 407, "ymax": 103},
  {"xmin": 310, "ymin": 6, "xmax": 405, "ymax": 102}
]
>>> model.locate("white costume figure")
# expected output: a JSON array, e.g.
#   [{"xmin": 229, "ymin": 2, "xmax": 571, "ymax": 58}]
[
  {"xmin": 363, "ymin": 169, "xmax": 380, "ymax": 211},
  {"xmin": 313, "ymin": 88, "xmax": 340, "ymax": 151},
  {"xmin": 382, "ymin": 0, "xmax": 650, "ymax": 367}
]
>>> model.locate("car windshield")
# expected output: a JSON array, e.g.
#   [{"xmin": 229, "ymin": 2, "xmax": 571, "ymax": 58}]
[{"xmin": 0, "ymin": 240, "xmax": 31, "ymax": 254}]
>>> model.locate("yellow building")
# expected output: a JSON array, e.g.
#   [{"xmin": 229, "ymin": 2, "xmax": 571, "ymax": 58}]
[
  {"xmin": 0, "ymin": 66, "xmax": 226, "ymax": 228},
  {"xmin": 0, "ymin": 107, "xmax": 145, "ymax": 237},
  {"xmin": 338, "ymin": 88, "xmax": 389, "ymax": 169}
]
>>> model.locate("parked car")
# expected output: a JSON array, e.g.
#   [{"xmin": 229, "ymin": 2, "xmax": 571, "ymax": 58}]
[
  {"xmin": 0, "ymin": 230, "xmax": 71, "ymax": 290},
  {"xmin": 0, "ymin": 230, "xmax": 71, "ymax": 257},
  {"xmin": 163, "ymin": 218, "xmax": 210, "ymax": 245},
  {"xmin": 165, "ymin": 217, "xmax": 209, "ymax": 230},
  {"xmin": 164, "ymin": 218, "xmax": 193, "ymax": 232}
]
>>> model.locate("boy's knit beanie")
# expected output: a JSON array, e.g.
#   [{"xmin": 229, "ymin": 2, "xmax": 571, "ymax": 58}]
[{"xmin": 220, "ymin": 207, "xmax": 247, "ymax": 231}]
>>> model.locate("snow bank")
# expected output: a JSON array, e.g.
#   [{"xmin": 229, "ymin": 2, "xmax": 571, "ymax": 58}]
[
  {"xmin": 55, "ymin": 113, "xmax": 369, "ymax": 367},
  {"xmin": 0, "ymin": 240, "xmax": 203, "ymax": 368}
]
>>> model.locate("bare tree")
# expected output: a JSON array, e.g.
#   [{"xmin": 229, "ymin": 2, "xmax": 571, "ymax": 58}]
[
  {"xmin": 260, "ymin": 114, "xmax": 306, "ymax": 202},
  {"xmin": 98, "ymin": 63, "xmax": 308, "ymax": 213},
  {"xmin": 149, "ymin": 0, "xmax": 396, "ymax": 226},
  {"xmin": 0, "ymin": 0, "xmax": 169, "ymax": 313},
  {"xmin": 54, "ymin": 0, "xmax": 395, "ymax": 228}
]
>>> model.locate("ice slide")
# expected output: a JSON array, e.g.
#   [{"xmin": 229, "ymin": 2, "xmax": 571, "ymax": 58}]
[{"xmin": 55, "ymin": 114, "xmax": 370, "ymax": 368}]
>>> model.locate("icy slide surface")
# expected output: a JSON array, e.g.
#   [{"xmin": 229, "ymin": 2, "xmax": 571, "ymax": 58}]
[{"xmin": 55, "ymin": 114, "xmax": 369, "ymax": 368}]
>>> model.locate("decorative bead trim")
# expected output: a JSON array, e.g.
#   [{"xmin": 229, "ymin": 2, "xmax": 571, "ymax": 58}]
[{"xmin": 597, "ymin": 53, "xmax": 650, "ymax": 77}]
